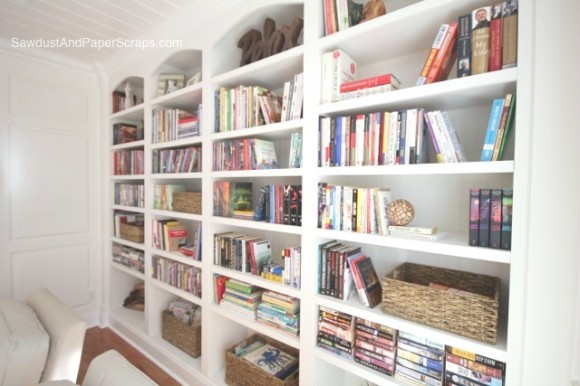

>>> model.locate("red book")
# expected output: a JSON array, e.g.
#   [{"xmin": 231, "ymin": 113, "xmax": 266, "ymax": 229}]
[
  {"xmin": 416, "ymin": 24, "xmax": 449, "ymax": 86},
  {"xmin": 489, "ymin": 3, "xmax": 503, "ymax": 71},
  {"xmin": 425, "ymin": 22, "xmax": 458, "ymax": 84},
  {"xmin": 339, "ymin": 73, "xmax": 401, "ymax": 93}
]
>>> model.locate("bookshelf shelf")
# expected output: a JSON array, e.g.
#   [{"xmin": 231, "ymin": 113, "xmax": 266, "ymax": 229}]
[{"xmin": 150, "ymin": 279, "xmax": 203, "ymax": 307}]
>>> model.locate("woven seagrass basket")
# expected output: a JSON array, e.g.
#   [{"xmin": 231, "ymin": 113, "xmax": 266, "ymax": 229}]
[
  {"xmin": 381, "ymin": 262, "xmax": 500, "ymax": 344},
  {"xmin": 225, "ymin": 333, "xmax": 299, "ymax": 386},
  {"xmin": 173, "ymin": 191, "xmax": 202, "ymax": 214},
  {"xmin": 119, "ymin": 223, "xmax": 144, "ymax": 243},
  {"xmin": 161, "ymin": 310, "xmax": 201, "ymax": 358}
]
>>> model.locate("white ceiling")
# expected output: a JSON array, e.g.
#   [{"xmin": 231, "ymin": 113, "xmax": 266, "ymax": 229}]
[{"xmin": 0, "ymin": 0, "xmax": 201, "ymax": 64}]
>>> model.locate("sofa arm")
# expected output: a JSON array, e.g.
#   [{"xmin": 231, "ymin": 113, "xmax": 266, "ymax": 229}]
[
  {"xmin": 26, "ymin": 288, "xmax": 87, "ymax": 383},
  {"xmin": 82, "ymin": 350, "xmax": 158, "ymax": 386}
]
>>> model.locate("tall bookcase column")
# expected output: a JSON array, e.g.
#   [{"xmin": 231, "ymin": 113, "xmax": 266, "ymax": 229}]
[{"xmin": 299, "ymin": 0, "xmax": 323, "ymax": 385}]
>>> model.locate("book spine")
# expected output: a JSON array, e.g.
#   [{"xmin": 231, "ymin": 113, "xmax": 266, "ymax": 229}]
[
  {"xmin": 339, "ymin": 73, "xmax": 401, "ymax": 92},
  {"xmin": 501, "ymin": 1, "xmax": 518, "ymax": 69},
  {"xmin": 501, "ymin": 188, "xmax": 513, "ymax": 250},
  {"xmin": 416, "ymin": 24, "xmax": 449, "ymax": 86},
  {"xmin": 471, "ymin": 6, "xmax": 492, "ymax": 75},
  {"xmin": 425, "ymin": 22, "xmax": 458, "ymax": 84},
  {"xmin": 478, "ymin": 188, "xmax": 492, "ymax": 247},
  {"xmin": 492, "ymin": 93, "xmax": 514, "ymax": 161},
  {"xmin": 489, "ymin": 189, "xmax": 503, "ymax": 248},
  {"xmin": 469, "ymin": 188, "xmax": 481, "ymax": 246},
  {"xmin": 457, "ymin": 14, "xmax": 472, "ymax": 77},
  {"xmin": 480, "ymin": 98, "xmax": 505, "ymax": 161},
  {"xmin": 338, "ymin": 83, "xmax": 397, "ymax": 101},
  {"xmin": 489, "ymin": 4, "xmax": 503, "ymax": 71}
]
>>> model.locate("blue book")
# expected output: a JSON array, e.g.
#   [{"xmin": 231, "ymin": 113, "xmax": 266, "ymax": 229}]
[{"xmin": 480, "ymin": 98, "xmax": 505, "ymax": 161}]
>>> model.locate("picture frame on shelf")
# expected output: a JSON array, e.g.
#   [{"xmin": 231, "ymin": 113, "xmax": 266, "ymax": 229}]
[{"xmin": 158, "ymin": 73, "xmax": 185, "ymax": 96}]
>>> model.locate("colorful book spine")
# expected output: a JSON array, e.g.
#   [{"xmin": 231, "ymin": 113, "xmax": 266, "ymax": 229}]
[
  {"xmin": 501, "ymin": 0, "xmax": 518, "ymax": 69},
  {"xmin": 416, "ymin": 24, "xmax": 449, "ymax": 86},
  {"xmin": 471, "ymin": 6, "xmax": 492, "ymax": 75},
  {"xmin": 501, "ymin": 188, "xmax": 513, "ymax": 250},
  {"xmin": 339, "ymin": 73, "xmax": 401, "ymax": 93},
  {"xmin": 489, "ymin": 189, "xmax": 503, "ymax": 248},
  {"xmin": 489, "ymin": 3, "xmax": 503, "ymax": 71},
  {"xmin": 469, "ymin": 188, "xmax": 480, "ymax": 246},
  {"xmin": 425, "ymin": 21, "xmax": 458, "ymax": 84},
  {"xmin": 478, "ymin": 189, "xmax": 492, "ymax": 248},
  {"xmin": 481, "ymin": 98, "xmax": 505, "ymax": 161}
]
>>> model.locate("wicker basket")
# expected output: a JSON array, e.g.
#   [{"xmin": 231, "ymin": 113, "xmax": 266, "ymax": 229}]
[
  {"xmin": 173, "ymin": 191, "xmax": 201, "ymax": 214},
  {"xmin": 225, "ymin": 334, "xmax": 299, "ymax": 386},
  {"xmin": 119, "ymin": 223, "xmax": 144, "ymax": 243},
  {"xmin": 381, "ymin": 262, "xmax": 500, "ymax": 344},
  {"xmin": 161, "ymin": 310, "xmax": 201, "ymax": 358}
]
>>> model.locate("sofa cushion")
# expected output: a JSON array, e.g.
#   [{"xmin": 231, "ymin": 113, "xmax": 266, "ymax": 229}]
[
  {"xmin": 82, "ymin": 350, "xmax": 157, "ymax": 386},
  {"xmin": 0, "ymin": 298, "xmax": 50, "ymax": 386}
]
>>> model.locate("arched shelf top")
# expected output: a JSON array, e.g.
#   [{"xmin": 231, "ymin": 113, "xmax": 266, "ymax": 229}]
[
  {"xmin": 151, "ymin": 49, "xmax": 203, "ymax": 101},
  {"xmin": 112, "ymin": 76, "xmax": 144, "ymax": 114},
  {"xmin": 210, "ymin": 2, "xmax": 303, "ymax": 79}
]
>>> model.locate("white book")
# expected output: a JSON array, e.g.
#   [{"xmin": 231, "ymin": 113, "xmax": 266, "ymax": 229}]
[{"xmin": 321, "ymin": 49, "xmax": 357, "ymax": 104}]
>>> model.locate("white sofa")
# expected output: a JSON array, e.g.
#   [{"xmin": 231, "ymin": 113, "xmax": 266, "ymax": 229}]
[
  {"xmin": 38, "ymin": 350, "xmax": 158, "ymax": 386},
  {"xmin": 0, "ymin": 288, "xmax": 86, "ymax": 386}
]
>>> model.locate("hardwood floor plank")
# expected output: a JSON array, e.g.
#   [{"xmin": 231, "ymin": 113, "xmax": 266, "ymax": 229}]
[{"xmin": 78, "ymin": 326, "xmax": 181, "ymax": 386}]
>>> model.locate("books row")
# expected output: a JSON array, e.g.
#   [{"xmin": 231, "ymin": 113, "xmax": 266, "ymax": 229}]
[
  {"xmin": 317, "ymin": 307, "xmax": 506, "ymax": 385},
  {"xmin": 319, "ymin": 108, "xmax": 431, "ymax": 167},
  {"xmin": 318, "ymin": 183, "xmax": 392, "ymax": 235},
  {"xmin": 212, "ymin": 138, "xmax": 277, "ymax": 171},
  {"xmin": 152, "ymin": 255, "xmax": 202, "ymax": 296},
  {"xmin": 113, "ymin": 122, "xmax": 143, "ymax": 145},
  {"xmin": 151, "ymin": 106, "xmax": 201, "ymax": 144},
  {"xmin": 112, "ymin": 149, "xmax": 144, "ymax": 175},
  {"xmin": 214, "ymin": 85, "xmax": 277, "ymax": 132},
  {"xmin": 480, "ymin": 93, "xmax": 516, "ymax": 162},
  {"xmin": 152, "ymin": 145, "xmax": 202, "ymax": 174},
  {"xmin": 469, "ymin": 188, "xmax": 512, "ymax": 250},
  {"xmin": 152, "ymin": 218, "xmax": 201, "ymax": 257},
  {"xmin": 280, "ymin": 72, "xmax": 304, "ymax": 122},
  {"xmin": 318, "ymin": 240, "xmax": 382, "ymax": 309},
  {"xmin": 114, "ymin": 183, "xmax": 144, "ymax": 208},
  {"xmin": 457, "ymin": 2, "xmax": 518, "ymax": 79},
  {"xmin": 213, "ymin": 232, "xmax": 272, "ymax": 276},
  {"xmin": 112, "ymin": 242, "xmax": 144, "ymax": 273},
  {"xmin": 322, "ymin": 0, "xmax": 366, "ymax": 36},
  {"xmin": 112, "ymin": 89, "xmax": 138, "ymax": 114},
  {"xmin": 254, "ymin": 184, "xmax": 302, "ymax": 226}
]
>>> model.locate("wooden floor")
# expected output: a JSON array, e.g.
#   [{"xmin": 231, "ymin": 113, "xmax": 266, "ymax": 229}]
[{"xmin": 78, "ymin": 326, "xmax": 181, "ymax": 386}]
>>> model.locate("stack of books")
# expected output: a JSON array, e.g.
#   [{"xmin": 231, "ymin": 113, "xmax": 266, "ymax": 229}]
[
  {"xmin": 219, "ymin": 279, "xmax": 263, "ymax": 321},
  {"xmin": 444, "ymin": 345, "xmax": 506, "ymax": 385},
  {"xmin": 316, "ymin": 305, "xmax": 354, "ymax": 359},
  {"xmin": 353, "ymin": 317, "xmax": 397, "ymax": 376},
  {"xmin": 394, "ymin": 331, "xmax": 445, "ymax": 386},
  {"xmin": 257, "ymin": 291, "xmax": 300, "ymax": 336}
]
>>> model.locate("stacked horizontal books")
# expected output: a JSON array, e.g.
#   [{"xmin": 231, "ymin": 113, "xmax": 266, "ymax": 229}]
[
  {"xmin": 394, "ymin": 331, "xmax": 445, "ymax": 386},
  {"xmin": 353, "ymin": 317, "xmax": 397, "ymax": 376},
  {"xmin": 316, "ymin": 306, "xmax": 354, "ymax": 360},
  {"xmin": 212, "ymin": 138, "xmax": 277, "ymax": 171},
  {"xmin": 112, "ymin": 242, "xmax": 144, "ymax": 273},
  {"xmin": 151, "ymin": 255, "xmax": 202, "ymax": 296},
  {"xmin": 444, "ymin": 345, "xmax": 506, "ymax": 385},
  {"xmin": 151, "ymin": 107, "xmax": 200, "ymax": 143},
  {"xmin": 257, "ymin": 291, "xmax": 300, "ymax": 336},
  {"xmin": 338, "ymin": 73, "xmax": 401, "ymax": 101},
  {"xmin": 112, "ymin": 149, "xmax": 144, "ymax": 175},
  {"xmin": 152, "ymin": 145, "xmax": 202, "ymax": 174},
  {"xmin": 387, "ymin": 225, "xmax": 445, "ymax": 241},
  {"xmin": 319, "ymin": 108, "xmax": 431, "ymax": 167},
  {"xmin": 219, "ymin": 279, "xmax": 263, "ymax": 321}
]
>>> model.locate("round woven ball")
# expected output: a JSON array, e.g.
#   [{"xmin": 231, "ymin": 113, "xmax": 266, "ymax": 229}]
[{"xmin": 387, "ymin": 199, "xmax": 415, "ymax": 226}]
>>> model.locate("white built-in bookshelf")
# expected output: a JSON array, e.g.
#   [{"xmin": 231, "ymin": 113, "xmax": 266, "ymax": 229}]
[{"xmin": 105, "ymin": 1, "xmax": 527, "ymax": 385}]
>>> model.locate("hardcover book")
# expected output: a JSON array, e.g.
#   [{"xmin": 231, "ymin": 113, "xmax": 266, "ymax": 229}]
[
  {"xmin": 501, "ymin": 189, "xmax": 513, "ymax": 250},
  {"xmin": 251, "ymin": 139, "xmax": 277, "ymax": 169},
  {"xmin": 471, "ymin": 6, "xmax": 492, "ymax": 75},
  {"xmin": 425, "ymin": 21, "xmax": 458, "ymax": 84},
  {"xmin": 457, "ymin": 14, "xmax": 472, "ymax": 77},
  {"xmin": 416, "ymin": 24, "xmax": 449, "ymax": 86},
  {"xmin": 321, "ymin": 49, "xmax": 357, "ymax": 103},
  {"xmin": 489, "ymin": 3, "xmax": 503, "ymax": 71},
  {"xmin": 348, "ymin": 254, "xmax": 382, "ymax": 308},
  {"xmin": 502, "ymin": 0, "xmax": 518, "ymax": 69},
  {"xmin": 469, "ymin": 188, "xmax": 480, "ymax": 246},
  {"xmin": 481, "ymin": 98, "xmax": 505, "ymax": 161},
  {"xmin": 241, "ymin": 342, "xmax": 299, "ymax": 380},
  {"xmin": 478, "ymin": 188, "xmax": 492, "ymax": 247}
]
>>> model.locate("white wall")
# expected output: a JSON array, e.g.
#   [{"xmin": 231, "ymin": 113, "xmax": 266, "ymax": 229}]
[
  {"xmin": 520, "ymin": 0, "xmax": 580, "ymax": 385},
  {"xmin": 0, "ymin": 45, "xmax": 102, "ymax": 324}
]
